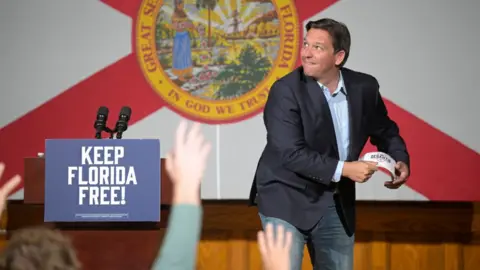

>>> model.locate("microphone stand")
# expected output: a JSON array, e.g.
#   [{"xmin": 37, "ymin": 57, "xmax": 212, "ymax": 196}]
[
  {"xmin": 95, "ymin": 126, "xmax": 116, "ymax": 139},
  {"xmin": 115, "ymin": 129, "xmax": 124, "ymax": 139},
  {"xmin": 95, "ymin": 111, "xmax": 130, "ymax": 139},
  {"xmin": 104, "ymin": 126, "xmax": 115, "ymax": 139}
]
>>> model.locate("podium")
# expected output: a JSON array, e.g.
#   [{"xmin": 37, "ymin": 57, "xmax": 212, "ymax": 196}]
[{"xmin": 6, "ymin": 157, "xmax": 174, "ymax": 270}]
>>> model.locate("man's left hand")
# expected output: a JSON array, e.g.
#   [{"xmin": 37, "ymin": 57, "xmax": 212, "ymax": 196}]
[{"xmin": 384, "ymin": 161, "xmax": 409, "ymax": 189}]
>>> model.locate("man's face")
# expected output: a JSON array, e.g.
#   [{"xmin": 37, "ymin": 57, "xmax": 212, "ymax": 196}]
[{"xmin": 300, "ymin": 28, "xmax": 345, "ymax": 79}]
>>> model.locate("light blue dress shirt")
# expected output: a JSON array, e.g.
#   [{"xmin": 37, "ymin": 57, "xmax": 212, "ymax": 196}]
[{"xmin": 317, "ymin": 72, "xmax": 349, "ymax": 182}]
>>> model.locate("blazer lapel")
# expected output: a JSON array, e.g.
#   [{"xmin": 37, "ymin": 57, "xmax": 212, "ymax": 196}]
[
  {"xmin": 342, "ymin": 69, "xmax": 363, "ymax": 161},
  {"xmin": 304, "ymin": 75, "xmax": 339, "ymax": 156}
]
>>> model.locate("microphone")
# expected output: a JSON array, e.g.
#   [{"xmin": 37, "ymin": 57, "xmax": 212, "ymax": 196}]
[
  {"xmin": 114, "ymin": 106, "xmax": 131, "ymax": 139},
  {"xmin": 94, "ymin": 106, "xmax": 109, "ymax": 139}
]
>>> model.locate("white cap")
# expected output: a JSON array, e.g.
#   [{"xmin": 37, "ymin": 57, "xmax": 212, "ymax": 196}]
[{"xmin": 361, "ymin": 152, "xmax": 396, "ymax": 177}]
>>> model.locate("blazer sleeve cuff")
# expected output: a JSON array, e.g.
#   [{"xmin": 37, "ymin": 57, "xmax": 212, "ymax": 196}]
[{"xmin": 390, "ymin": 151, "xmax": 410, "ymax": 167}]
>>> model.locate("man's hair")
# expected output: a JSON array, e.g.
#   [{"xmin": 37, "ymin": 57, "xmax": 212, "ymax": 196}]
[
  {"xmin": 305, "ymin": 18, "xmax": 351, "ymax": 67},
  {"xmin": 0, "ymin": 227, "xmax": 81, "ymax": 270}
]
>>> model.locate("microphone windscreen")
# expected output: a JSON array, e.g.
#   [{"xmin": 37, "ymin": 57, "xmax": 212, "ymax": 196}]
[
  {"xmin": 98, "ymin": 106, "xmax": 109, "ymax": 116},
  {"xmin": 120, "ymin": 106, "xmax": 131, "ymax": 119}
]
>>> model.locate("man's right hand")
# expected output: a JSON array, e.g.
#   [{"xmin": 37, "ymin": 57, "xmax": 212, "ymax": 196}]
[{"xmin": 342, "ymin": 161, "xmax": 378, "ymax": 183}]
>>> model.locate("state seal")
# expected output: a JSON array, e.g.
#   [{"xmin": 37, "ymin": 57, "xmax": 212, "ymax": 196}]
[{"xmin": 136, "ymin": 0, "xmax": 299, "ymax": 123}]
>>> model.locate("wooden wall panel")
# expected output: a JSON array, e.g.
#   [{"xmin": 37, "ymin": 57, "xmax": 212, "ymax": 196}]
[
  {"xmin": 195, "ymin": 201, "xmax": 480, "ymax": 270},
  {"xmin": 2, "ymin": 201, "xmax": 480, "ymax": 270}
]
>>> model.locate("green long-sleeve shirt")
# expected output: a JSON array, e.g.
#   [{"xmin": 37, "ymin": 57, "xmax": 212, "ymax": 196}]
[{"xmin": 151, "ymin": 204, "xmax": 203, "ymax": 270}]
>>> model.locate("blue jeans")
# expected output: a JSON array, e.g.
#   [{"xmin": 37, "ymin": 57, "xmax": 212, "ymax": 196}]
[{"xmin": 259, "ymin": 206, "xmax": 354, "ymax": 270}]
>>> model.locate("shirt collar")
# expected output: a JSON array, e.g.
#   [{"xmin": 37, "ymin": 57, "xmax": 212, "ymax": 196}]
[{"xmin": 317, "ymin": 71, "xmax": 347, "ymax": 96}]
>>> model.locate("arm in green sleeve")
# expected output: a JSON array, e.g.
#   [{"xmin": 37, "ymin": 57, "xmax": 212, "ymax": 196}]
[{"xmin": 151, "ymin": 204, "xmax": 203, "ymax": 270}]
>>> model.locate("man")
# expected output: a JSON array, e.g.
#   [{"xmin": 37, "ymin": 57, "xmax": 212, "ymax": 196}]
[{"xmin": 249, "ymin": 18, "xmax": 410, "ymax": 270}]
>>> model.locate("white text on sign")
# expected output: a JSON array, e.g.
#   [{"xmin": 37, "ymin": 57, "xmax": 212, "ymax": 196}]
[{"xmin": 67, "ymin": 146, "xmax": 138, "ymax": 206}]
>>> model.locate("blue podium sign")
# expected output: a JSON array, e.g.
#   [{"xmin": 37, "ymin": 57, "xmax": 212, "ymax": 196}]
[{"xmin": 44, "ymin": 139, "xmax": 161, "ymax": 222}]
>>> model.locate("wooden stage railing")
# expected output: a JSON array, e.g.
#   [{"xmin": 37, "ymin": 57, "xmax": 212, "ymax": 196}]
[{"xmin": 2, "ymin": 200, "xmax": 480, "ymax": 270}]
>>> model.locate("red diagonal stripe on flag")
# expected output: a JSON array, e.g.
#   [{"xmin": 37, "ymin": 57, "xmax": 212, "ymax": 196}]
[
  {"xmin": 362, "ymin": 100, "xmax": 480, "ymax": 201},
  {"xmin": 101, "ymin": 0, "xmax": 140, "ymax": 18},
  {"xmin": 295, "ymin": 0, "xmax": 480, "ymax": 200},
  {"xmin": 0, "ymin": 55, "xmax": 164, "ymax": 195}
]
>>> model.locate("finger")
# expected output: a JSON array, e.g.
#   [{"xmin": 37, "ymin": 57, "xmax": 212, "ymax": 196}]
[
  {"xmin": 175, "ymin": 120, "xmax": 188, "ymax": 151},
  {"xmin": 188, "ymin": 124, "xmax": 205, "ymax": 154},
  {"xmin": 186, "ymin": 122, "xmax": 202, "ymax": 146},
  {"xmin": 353, "ymin": 177, "xmax": 364, "ymax": 183},
  {"xmin": 200, "ymin": 142, "xmax": 212, "ymax": 161},
  {"xmin": 394, "ymin": 167, "xmax": 408, "ymax": 179},
  {"xmin": 275, "ymin": 224, "xmax": 285, "ymax": 248},
  {"xmin": 395, "ymin": 162, "xmax": 402, "ymax": 169},
  {"xmin": 257, "ymin": 231, "xmax": 269, "ymax": 257},
  {"xmin": 384, "ymin": 181, "xmax": 402, "ymax": 189},
  {"xmin": 360, "ymin": 172, "xmax": 373, "ymax": 182},
  {"xmin": 384, "ymin": 179, "xmax": 404, "ymax": 189},
  {"xmin": 0, "ymin": 163, "xmax": 4, "ymax": 179},
  {"xmin": 367, "ymin": 163, "xmax": 378, "ymax": 171},
  {"xmin": 265, "ymin": 223, "xmax": 275, "ymax": 250},
  {"xmin": 284, "ymin": 230, "xmax": 293, "ymax": 251},
  {"xmin": 364, "ymin": 161, "xmax": 378, "ymax": 166},
  {"xmin": 392, "ymin": 172, "xmax": 408, "ymax": 185},
  {"xmin": 193, "ymin": 132, "xmax": 206, "ymax": 153},
  {"xmin": 0, "ymin": 175, "xmax": 21, "ymax": 198}
]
